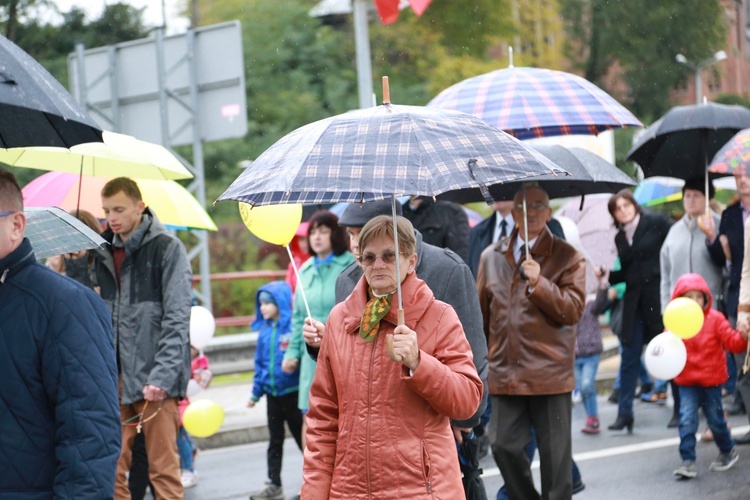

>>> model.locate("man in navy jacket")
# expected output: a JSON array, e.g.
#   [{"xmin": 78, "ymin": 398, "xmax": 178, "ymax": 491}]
[{"xmin": 0, "ymin": 168, "xmax": 120, "ymax": 498}]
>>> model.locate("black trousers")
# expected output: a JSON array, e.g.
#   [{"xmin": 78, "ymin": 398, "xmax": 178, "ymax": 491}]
[
  {"xmin": 489, "ymin": 393, "xmax": 572, "ymax": 500},
  {"xmin": 267, "ymin": 392, "xmax": 303, "ymax": 486},
  {"xmin": 129, "ymin": 432, "xmax": 154, "ymax": 500}
]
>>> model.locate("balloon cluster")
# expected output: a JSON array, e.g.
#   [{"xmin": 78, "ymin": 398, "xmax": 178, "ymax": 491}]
[{"xmin": 644, "ymin": 297, "xmax": 705, "ymax": 381}]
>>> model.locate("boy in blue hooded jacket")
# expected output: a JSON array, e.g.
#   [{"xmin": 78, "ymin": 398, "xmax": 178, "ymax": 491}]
[{"xmin": 248, "ymin": 281, "xmax": 303, "ymax": 499}]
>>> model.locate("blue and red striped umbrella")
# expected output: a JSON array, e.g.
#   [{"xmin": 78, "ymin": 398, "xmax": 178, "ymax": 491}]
[{"xmin": 427, "ymin": 66, "xmax": 641, "ymax": 139}]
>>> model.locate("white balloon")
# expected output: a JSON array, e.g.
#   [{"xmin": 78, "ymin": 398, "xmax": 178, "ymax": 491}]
[
  {"xmin": 190, "ymin": 305, "xmax": 216, "ymax": 350},
  {"xmin": 644, "ymin": 331, "xmax": 687, "ymax": 381},
  {"xmin": 186, "ymin": 379, "xmax": 202, "ymax": 398}
]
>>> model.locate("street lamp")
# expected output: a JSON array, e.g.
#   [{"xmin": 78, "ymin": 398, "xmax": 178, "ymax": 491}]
[{"xmin": 675, "ymin": 50, "xmax": 728, "ymax": 105}]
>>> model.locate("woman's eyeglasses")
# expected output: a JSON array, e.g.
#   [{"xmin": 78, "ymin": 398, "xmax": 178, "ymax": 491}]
[
  {"xmin": 357, "ymin": 252, "xmax": 402, "ymax": 267},
  {"xmin": 0, "ymin": 211, "xmax": 16, "ymax": 218}
]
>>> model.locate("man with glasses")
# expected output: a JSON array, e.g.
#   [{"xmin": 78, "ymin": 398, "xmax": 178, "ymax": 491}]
[
  {"xmin": 476, "ymin": 184, "xmax": 586, "ymax": 500},
  {"xmin": 0, "ymin": 167, "xmax": 120, "ymax": 497},
  {"xmin": 303, "ymin": 200, "xmax": 489, "ymax": 499}
]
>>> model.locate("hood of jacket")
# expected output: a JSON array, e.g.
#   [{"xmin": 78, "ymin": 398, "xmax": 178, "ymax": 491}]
[
  {"xmin": 252, "ymin": 280, "xmax": 293, "ymax": 331},
  {"xmin": 670, "ymin": 272, "xmax": 712, "ymax": 313}
]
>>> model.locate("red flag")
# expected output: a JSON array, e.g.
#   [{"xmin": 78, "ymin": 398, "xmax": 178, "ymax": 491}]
[{"xmin": 373, "ymin": 0, "xmax": 432, "ymax": 25}]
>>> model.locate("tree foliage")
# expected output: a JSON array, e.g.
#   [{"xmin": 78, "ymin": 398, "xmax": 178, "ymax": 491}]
[{"xmin": 559, "ymin": 0, "xmax": 726, "ymax": 121}]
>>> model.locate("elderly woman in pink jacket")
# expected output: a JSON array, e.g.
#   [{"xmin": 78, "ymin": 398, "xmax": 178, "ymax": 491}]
[{"xmin": 301, "ymin": 215, "xmax": 482, "ymax": 499}]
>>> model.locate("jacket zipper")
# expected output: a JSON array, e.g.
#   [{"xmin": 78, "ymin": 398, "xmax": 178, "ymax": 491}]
[
  {"xmin": 422, "ymin": 441, "xmax": 432, "ymax": 494},
  {"xmin": 365, "ymin": 335, "xmax": 377, "ymax": 497}
]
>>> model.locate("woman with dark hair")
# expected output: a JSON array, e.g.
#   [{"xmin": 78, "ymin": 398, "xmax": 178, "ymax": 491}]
[
  {"xmin": 279, "ymin": 211, "xmax": 353, "ymax": 446},
  {"xmin": 597, "ymin": 189, "xmax": 673, "ymax": 432}
]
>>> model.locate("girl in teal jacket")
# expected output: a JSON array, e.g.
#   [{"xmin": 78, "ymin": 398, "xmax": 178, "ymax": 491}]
[{"xmin": 282, "ymin": 210, "xmax": 354, "ymax": 412}]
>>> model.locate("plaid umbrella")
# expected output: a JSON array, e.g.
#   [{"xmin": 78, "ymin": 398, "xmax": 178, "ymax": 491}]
[
  {"xmin": 627, "ymin": 102, "xmax": 750, "ymax": 180},
  {"xmin": 217, "ymin": 103, "xmax": 568, "ymax": 207},
  {"xmin": 427, "ymin": 66, "xmax": 642, "ymax": 139},
  {"xmin": 709, "ymin": 127, "xmax": 750, "ymax": 176},
  {"xmin": 219, "ymin": 101, "xmax": 568, "ymax": 351},
  {"xmin": 24, "ymin": 207, "xmax": 106, "ymax": 260},
  {"xmin": 1, "ymin": 35, "xmax": 102, "ymax": 148}
]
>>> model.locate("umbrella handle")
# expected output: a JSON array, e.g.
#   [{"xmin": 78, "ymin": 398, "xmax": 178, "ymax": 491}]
[
  {"xmin": 387, "ymin": 309, "xmax": 405, "ymax": 363},
  {"xmin": 382, "ymin": 76, "xmax": 390, "ymax": 105}
]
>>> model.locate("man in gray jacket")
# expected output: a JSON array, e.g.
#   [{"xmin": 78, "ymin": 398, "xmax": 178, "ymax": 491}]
[
  {"xmin": 304, "ymin": 200, "xmax": 488, "ymax": 495},
  {"xmin": 93, "ymin": 177, "xmax": 193, "ymax": 499},
  {"xmin": 660, "ymin": 178, "xmax": 724, "ymax": 312}
]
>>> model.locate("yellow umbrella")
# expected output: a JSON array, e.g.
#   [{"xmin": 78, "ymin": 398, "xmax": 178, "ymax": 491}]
[
  {"xmin": 22, "ymin": 172, "xmax": 217, "ymax": 231},
  {"xmin": 0, "ymin": 131, "xmax": 193, "ymax": 180}
]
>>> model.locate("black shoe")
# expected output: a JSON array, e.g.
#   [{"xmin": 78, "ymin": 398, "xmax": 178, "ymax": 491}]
[
  {"xmin": 734, "ymin": 431, "xmax": 750, "ymax": 445},
  {"xmin": 608, "ymin": 388, "xmax": 620, "ymax": 404},
  {"xmin": 667, "ymin": 415, "xmax": 680, "ymax": 428},
  {"xmin": 727, "ymin": 401, "xmax": 746, "ymax": 416},
  {"xmin": 608, "ymin": 415, "xmax": 634, "ymax": 433},
  {"xmin": 572, "ymin": 480, "xmax": 586, "ymax": 495}
]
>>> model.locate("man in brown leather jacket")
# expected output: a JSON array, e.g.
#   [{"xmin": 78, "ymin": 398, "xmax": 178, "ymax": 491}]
[{"xmin": 476, "ymin": 185, "xmax": 586, "ymax": 500}]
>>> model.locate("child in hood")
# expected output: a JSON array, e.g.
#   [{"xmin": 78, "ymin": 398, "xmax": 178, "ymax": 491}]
[
  {"xmin": 247, "ymin": 281, "xmax": 303, "ymax": 500},
  {"xmin": 671, "ymin": 273, "xmax": 749, "ymax": 479}
]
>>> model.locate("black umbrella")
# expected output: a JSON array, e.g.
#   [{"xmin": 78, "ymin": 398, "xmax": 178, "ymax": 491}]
[
  {"xmin": 457, "ymin": 430, "xmax": 487, "ymax": 500},
  {"xmin": 0, "ymin": 35, "xmax": 102, "ymax": 148},
  {"xmin": 626, "ymin": 102, "xmax": 750, "ymax": 180},
  {"xmin": 439, "ymin": 145, "xmax": 636, "ymax": 204}
]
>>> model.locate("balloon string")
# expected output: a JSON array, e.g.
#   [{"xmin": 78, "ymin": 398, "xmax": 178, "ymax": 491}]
[{"xmin": 285, "ymin": 244, "xmax": 313, "ymax": 321}]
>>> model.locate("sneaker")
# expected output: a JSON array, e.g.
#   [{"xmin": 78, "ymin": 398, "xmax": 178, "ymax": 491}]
[
  {"xmin": 641, "ymin": 391, "xmax": 667, "ymax": 404},
  {"xmin": 673, "ymin": 460, "xmax": 697, "ymax": 479},
  {"xmin": 181, "ymin": 469, "xmax": 198, "ymax": 489},
  {"xmin": 581, "ymin": 416, "xmax": 601, "ymax": 434},
  {"xmin": 709, "ymin": 449, "xmax": 739, "ymax": 472},
  {"xmin": 250, "ymin": 483, "xmax": 284, "ymax": 500}
]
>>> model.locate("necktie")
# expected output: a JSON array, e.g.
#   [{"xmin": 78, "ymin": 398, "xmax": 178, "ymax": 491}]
[
  {"xmin": 499, "ymin": 219, "xmax": 508, "ymax": 240},
  {"xmin": 517, "ymin": 244, "xmax": 526, "ymax": 263}
]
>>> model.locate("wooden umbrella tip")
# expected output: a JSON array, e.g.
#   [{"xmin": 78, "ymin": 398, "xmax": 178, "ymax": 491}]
[{"xmin": 382, "ymin": 76, "xmax": 390, "ymax": 105}]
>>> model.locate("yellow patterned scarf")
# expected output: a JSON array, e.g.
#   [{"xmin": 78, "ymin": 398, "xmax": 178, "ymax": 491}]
[{"xmin": 359, "ymin": 289, "xmax": 393, "ymax": 343}]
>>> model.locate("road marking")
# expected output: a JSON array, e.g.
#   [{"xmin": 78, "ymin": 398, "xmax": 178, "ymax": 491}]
[{"xmin": 481, "ymin": 425, "xmax": 750, "ymax": 478}]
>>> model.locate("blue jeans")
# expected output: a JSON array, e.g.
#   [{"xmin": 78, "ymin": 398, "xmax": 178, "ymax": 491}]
[
  {"xmin": 575, "ymin": 355, "xmax": 600, "ymax": 418},
  {"xmin": 177, "ymin": 426, "xmax": 195, "ymax": 472},
  {"xmin": 653, "ymin": 378, "xmax": 669, "ymax": 394},
  {"xmin": 618, "ymin": 311, "xmax": 646, "ymax": 418},
  {"xmin": 678, "ymin": 385, "xmax": 734, "ymax": 461},
  {"xmin": 496, "ymin": 428, "xmax": 581, "ymax": 500}
]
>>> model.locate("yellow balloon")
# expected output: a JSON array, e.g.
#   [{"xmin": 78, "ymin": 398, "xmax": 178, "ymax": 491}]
[
  {"xmin": 239, "ymin": 203, "xmax": 303, "ymax": 245},
  {"xmin": 663, "ymin": 297, "xmax": 704, "ymax": 339},
  {"xmin": 183, "ymin": 399, "xmax": 225, "ymax": 438}
]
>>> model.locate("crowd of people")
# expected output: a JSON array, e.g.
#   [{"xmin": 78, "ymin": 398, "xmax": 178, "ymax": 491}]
[{"xmin": 5, "ymin": 160, "xmax": 750, "ymax": 499}]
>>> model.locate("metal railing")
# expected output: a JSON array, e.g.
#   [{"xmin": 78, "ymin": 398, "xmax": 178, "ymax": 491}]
[{"xmin": 192, "ymin": 269, "xmax": 287, "ymax": 327}]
